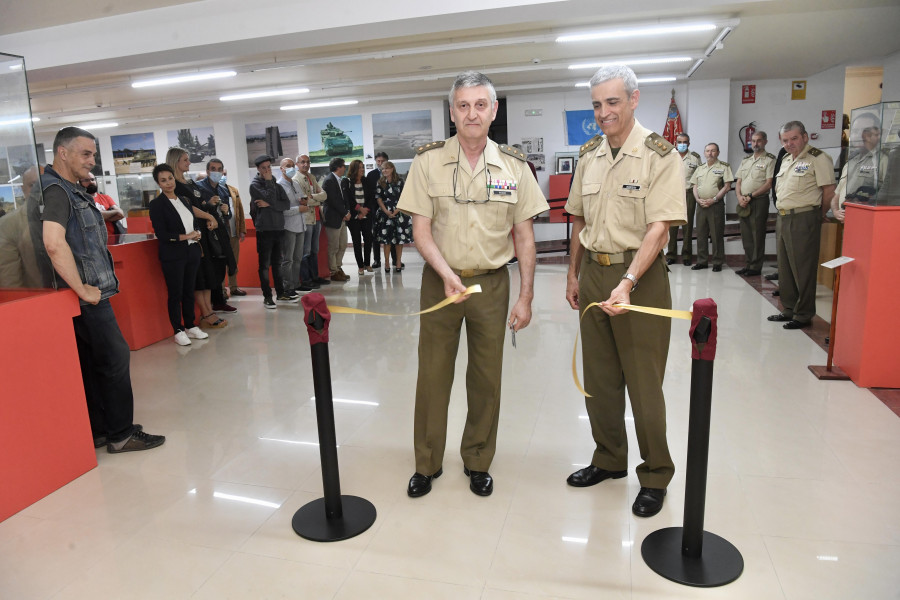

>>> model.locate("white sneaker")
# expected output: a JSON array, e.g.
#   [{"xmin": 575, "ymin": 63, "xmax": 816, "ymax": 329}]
[
  {"xmin": 185, "ymin": 327, "xmax": 208, "ymax": 340},
  {"xmin": 174, "ymin": 331, "xmax": 191, "ymax": 346}
]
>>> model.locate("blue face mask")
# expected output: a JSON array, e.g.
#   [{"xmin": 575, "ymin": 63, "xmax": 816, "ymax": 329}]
[
  {"xmin": 284, "ymin": 167, "xmax": 297, "ymax": 178},
  {"xmin": 220, "ymin": 175, "xmax": 227, "ymax": 185},
  {"xmin": 676, "ymin": 143, "xmax": 688, "ymax": 153},
  {"xmin": 208, "ymin": 171, "xmax": 224, "ymax": 185}
]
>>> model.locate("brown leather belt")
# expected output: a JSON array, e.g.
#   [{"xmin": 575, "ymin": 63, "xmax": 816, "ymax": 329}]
[
  {"xmin": 590, "ymin": 250, "xmax": 635, "ymax": 266},
  {"xmin": 452, "ymin": 267, "xmax": 500, "ymax": 278},
  {"xmin": 778, "ymin": 205, "xmax": 817, "ymax": 216}
]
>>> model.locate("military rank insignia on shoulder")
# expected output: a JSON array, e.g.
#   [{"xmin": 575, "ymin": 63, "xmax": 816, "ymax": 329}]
[
  {"xmin": 416, "ymin": 140, "xmax": 446, "ymax": 155},
  {"xmin": 579, "ymin": 134, "xmax": 603, "ymax": 157},
  {"xmin": 691, "ymin": 151, "xmax": 701, "ymax": 159},
  {"xmin": 645, "ymin": 132, "xmax": 674, "ymax": 156},
  {"xmin": 807, "ymin": 147, "xmax": 823, "ymax": 157},
  {"xmin": 720, "ymin": 161, "xmax": 730, "ymax": 168},
  {"xmin": 766, "ymin": 152, "xmax": 776, "ymax": 159},
  {"xmin": 498, "ymin": 144, "xmax": 526, "ymax": 162}
]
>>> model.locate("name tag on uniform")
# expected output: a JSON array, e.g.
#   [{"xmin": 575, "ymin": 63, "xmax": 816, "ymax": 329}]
[
  {"xmin": 622, "ymin": 184, "xmax": 641, "ymax": 191},
  {"xmin": 755, "ymin": 163, "xmax": 766, "ymax": 169},
  {"xmin": 712, "ymin": 169, "xmax": 724, "ymax": 175},
  {"xmin": 794, "ymin": 162, "xmax": 810, "ymax": 173},
  {"xmin": 859, "ymin": 165, "xmax": 875, "ymax": 172}
]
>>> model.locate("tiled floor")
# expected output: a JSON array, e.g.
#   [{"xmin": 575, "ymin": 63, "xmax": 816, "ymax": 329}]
[{"xmin": 2, "ymin": 248, "xmax": 899, "ymax": 599}]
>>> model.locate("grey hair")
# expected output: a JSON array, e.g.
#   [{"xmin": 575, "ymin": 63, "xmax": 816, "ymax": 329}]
[
  {"xmin": 589, "ymin": 64, "xmax": 639, "ymax": 96},
  {"xmin": 449, "ymin": 71, "xmax": 497, "ymax": 105},
  {"xmin": 780, "ymin": 121, "xmax": 807, "ymax": 136},
  {"xmin": 705, "ymin": 142, "xmax": 720, "ymax": 152},
  {"xmin": 754, "ymin": 130, "xmax": 768, "ymax": 141}
]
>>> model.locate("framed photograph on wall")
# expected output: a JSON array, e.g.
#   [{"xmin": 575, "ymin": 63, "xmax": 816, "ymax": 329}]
[{"xmin": 556, "ymin": 156, "xmax": 573, "ymax": 174}]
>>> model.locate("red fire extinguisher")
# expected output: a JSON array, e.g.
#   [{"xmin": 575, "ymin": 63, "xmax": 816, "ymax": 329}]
[{"xmin": 738, "ymin": 122, "xmax": 756, "ymax": 153}]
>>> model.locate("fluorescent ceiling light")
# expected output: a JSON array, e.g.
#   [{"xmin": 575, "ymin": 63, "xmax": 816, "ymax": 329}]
[
  {"xmin": 557, "ymin": 23, "xmax": 716, "ymax": 43},
  {"xmin": 220, "ymin": 88, "xmax": 310, "ymax": 101},
  {"xmin": 686, "ymin": 59, "xmax": 705, "ymax": 78},
  {"xmin": 568, "ymin": 57, "xmax": 692, "ymax": 70},
  {"xmin": 281, "ymin": 100, "xmax": 358, "ymax": 111},
  {"xmin": 576, "ymin": 76, "xmax": 677, "ymax": 87},
  {"xmin": 132, "ymin": 70, "xmax": 236, "ymax": 88},
  {"xmin": 77, "ymin": 122, "xmax": 119, "ymax": 130}
]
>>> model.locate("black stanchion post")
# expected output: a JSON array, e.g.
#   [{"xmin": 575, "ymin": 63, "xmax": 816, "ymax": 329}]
[
  {"xmin": 292, "ymin": 293, "xmax": 376, "ymax": 542},
  {"xmin": 641, "ymin": 299, "xmax": 743, "ymax": 587}
]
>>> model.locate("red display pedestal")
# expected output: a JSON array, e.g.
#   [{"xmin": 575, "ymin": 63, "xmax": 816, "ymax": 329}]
[
  {"xmin": 108, "ymin": 235, "xmax": 172, "ymax": 350},
  {"xmin": 125, "ymin": 215, "xmax": 152, "ymax": 233},
  {"xmin": 0, "ymin": 289, "xmax": 97, "ymax": 522},
  {"xmin": 236, "ymin": 221, "xmax": 331, "ymax": 289},
  {"xmin": 832, "ymin": 205, "xmax": 900, "ymax": 388}
]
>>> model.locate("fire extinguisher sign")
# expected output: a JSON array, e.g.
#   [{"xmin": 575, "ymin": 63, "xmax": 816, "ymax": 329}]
[
  {"xmin": 822, "ymin": 110, "xmax": 836, "ymax": 129},
  {"xmin": 742, "ymin": 85, "xmax": 756, "ymax": 104}
]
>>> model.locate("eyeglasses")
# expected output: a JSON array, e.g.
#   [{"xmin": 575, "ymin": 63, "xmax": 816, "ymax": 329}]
[{"xmin": 452, "ymin": 150, "xmax": 492, "ymax": 204}]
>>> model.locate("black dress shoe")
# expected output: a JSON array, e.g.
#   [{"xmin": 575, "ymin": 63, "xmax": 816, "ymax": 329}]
[
  {"xmin": 463, "ymin": 467, "xmax": 493, "ymax": 496},
  {"xmin": 691, "ymin": 263, "xmax": 708, "ymax": 270},
  {"xmin": 772, "ymin": 290, "xmax": 780, "ymax": 296},
  {"xmin": 407, "ymin": 467, "xmax": 442, "ymax": 497},
  {"xmin": 744, "ymin": 269, "xmax": 761, "ymax": 276},
  {"xmin": 764, "ymin": 272, "xmax": 779, "ymax": 280},
  {"xmin": 736, "ymin": 267, "xmax": 748, "ymax": 275},
  {"xmin": 767, "ymin": 313, "xmax": 791, "ymax": 322},
  {"xmin": 566, "ymin": 465, "xmax": 627, "ymax": 487},
  {"xmin": 783, "ymin": 320, "xmax": 810, "ymax": 330},
  {"xmin": 632, "ymin": 487, "xmax": 666, "ymax": 517},
  {"xmin": 666, "ymin": 257, "xmax": 676, "ymax": 265},
  {"xmin": 712, "ymin": 265, "xmax": 722, "ymax": 272},
  {"xmin": 682, "ymin": 259, "xmax": 692, "ymax": 266}
]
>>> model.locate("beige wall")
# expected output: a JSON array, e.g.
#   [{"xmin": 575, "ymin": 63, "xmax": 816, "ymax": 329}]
[{"xmin": 843, "ymin": 67, "xmax": 883, "ymax": 115}]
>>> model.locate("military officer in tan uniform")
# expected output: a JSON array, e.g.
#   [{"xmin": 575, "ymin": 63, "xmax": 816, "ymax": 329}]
[
  {"xmin": 832, "ymin": 116, "xmax": 886, "ymax": 221},
  {"xmin": 564, "ymin": 65, "xmax": 686, "ymax": 518},
  {"xmin": 690, "ymin": 143, "xmax": 733, "ymax": 272},
  {"xmin": 398, "ymin": 71, "xmax": 548, "ymax": 498},
  {"xmin": 666, "ymin": 133, "xmax": 701, "ymax": 265},
  {"xmin": 768, "ymin": 121, "xmax": 835, "ymax": 329},
  {"xmin": 734, "ymin": 131, "xmax": 776, "ymax": 275}
]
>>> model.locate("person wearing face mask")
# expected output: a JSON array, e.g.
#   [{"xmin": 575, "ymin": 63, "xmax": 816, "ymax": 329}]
[
  {"xmin": 80, "ymin": 173, "xmax": 125, "ymax": 236},
  {"xmin": 198, "ymin": 160, "xmax": 247, "ymax": 297},
  {"xmin": 277, "ymin": 157, "xmax": 310, "ymax": 296},
  {"xmin": 665, "ymin": 133, "xmax": 700, "ymax": 265}
]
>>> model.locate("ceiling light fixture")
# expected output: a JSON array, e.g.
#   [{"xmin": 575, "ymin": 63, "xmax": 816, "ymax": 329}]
[
  {"xmin": 76, "ymin": 122, "xmax": 119, "ymax": 130},
  {"xmin": 220, "ymin": 88, "xmax": 310, "ymax": 101},
  {"xmin": 575, "ymin": 76, "xmax": 677, "ymax": 87},
  {"xmin": 568, "ymin": 57, "xmax": 693, "ymax": 70},
  {"xmin": 686, "ymin": 59, "xmax": 705, "ymax": 78},
  {"xmin": 557, "ymin": 23, "xmax": 716, "ymax": 43},
  {"xmin": 281, "ymin": 100, "xmax": 358, "ymax": 111},
  {"xmin": 704, "ymin": 26, "xmax": 734, "ymax": 57},
  {"xmin": 131, "ymin": 70, "xmax": 236, "ymax": 88}
]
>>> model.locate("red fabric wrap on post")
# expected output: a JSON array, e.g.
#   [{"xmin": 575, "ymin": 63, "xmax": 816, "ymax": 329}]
[
  {"xmin": 690, "ymin": 298, "xmax": 718, "ymax": 361},
  {"xmin": 301, "ymin": 293, "xmax": 331, "ymax": 345}
]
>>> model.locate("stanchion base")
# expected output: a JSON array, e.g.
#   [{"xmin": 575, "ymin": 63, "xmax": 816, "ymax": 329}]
[
  {"xmin": 808, "ymin": 365, "xmax": 850, "ymax": 381},
  {"xmin": 292, "ymin": 495, "xmax": 376, "ymax": 542},
  {"xmin": 641, "ymin": 527, "xmax": 743, "ymax": 588}
]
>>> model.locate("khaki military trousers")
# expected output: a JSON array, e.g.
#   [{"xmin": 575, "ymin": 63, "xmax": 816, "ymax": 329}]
[
  {"xmin": 579, "ymin": 253, "xmax": 675, "ymax": 489},
  {"xmin": 413, "ymin": 264, "xmax": 509, "ymax": 475},
  {"xmin": 695, "ymin": 201, "xmax": 725, "ymax": 266},
  {"xmin": 739, "ymin": 196, "xmax": 770, "ymax": 271},
  {"xmin": 666, "ymin": 188, "xmax": 696, "ymax": 260},
  {"xmin": 776, "ymin": 209, "xmax": 821, "ymax": 324}
]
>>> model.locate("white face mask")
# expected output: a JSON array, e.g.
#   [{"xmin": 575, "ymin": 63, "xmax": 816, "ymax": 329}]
[
  {"xmin": 284, "ymin": 167, "xmax": 297, "ymax": 178},
  {"xmin": 208, "ymin": 171, "xmax": 224, "ymax": 185}
]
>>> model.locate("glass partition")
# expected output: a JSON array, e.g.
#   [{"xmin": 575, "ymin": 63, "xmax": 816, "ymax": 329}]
[
  {"xmin": 0, "ymin": 53, "xmax": 54, "ymax": 290},
  {"xmin": 843, "ymin": 101, "xmax": 900, "ymax": 206}
]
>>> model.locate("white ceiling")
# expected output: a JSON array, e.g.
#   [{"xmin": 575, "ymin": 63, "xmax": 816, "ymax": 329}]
[{"xmin": 1, "ymin": 0, "xmax": 897, "ymax": 135}]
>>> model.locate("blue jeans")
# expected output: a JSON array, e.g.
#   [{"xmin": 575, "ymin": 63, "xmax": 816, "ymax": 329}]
[
  {"xmin": 72, "ymin": 299, "xmax": 136, "ymax": 443},
  {"xmin": 300, "ymin": 221, "xmax": 321, "ymax": 282},
  {"xmin": 281, "ymin": 229, "xmax": 305, "ymax": 292}
]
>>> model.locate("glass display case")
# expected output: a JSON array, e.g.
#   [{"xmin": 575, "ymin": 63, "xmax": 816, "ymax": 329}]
[
  {"xmin": 0, "ymin": 52, "xmax": 54, "ymax": 289},
  {"xmin": 842, "ymin": 101, "xmax": 900, "ymax": 206},
  {"xmin": 115, "ymin": 173, "xmax": 159, "ymax": 214}
]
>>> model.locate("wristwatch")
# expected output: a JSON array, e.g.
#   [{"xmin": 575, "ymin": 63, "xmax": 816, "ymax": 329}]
[{"xmin": 621, "ymin": 273, "xmax": 638, "ymax": 291}]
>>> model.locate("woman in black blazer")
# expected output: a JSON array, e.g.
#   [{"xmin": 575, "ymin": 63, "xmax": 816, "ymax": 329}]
[{"xmin": 149, "ymin": 164, "xmax": 207, "ymax": 346}]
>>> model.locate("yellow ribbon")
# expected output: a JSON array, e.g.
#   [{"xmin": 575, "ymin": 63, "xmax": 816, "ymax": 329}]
[
  {"xmin": 327, "ymin": 284, "xmax": 482, "ymax": 317},
  {"xmin": 572, "ymin": 302, "xmax": 693, "ymax": 397}
]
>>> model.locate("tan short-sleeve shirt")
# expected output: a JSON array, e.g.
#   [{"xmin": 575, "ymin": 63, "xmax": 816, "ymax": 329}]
[
  {"xmin": 690, "ymin": 160, "xmax": 734, "ymax": 199},
  {"xmin": 682, "ymin": 152, "xmax": 701, "ymax": 189},
  {"xmin": 398, "ymin": 135, "xmax": 549, "ymax": 270},
  {"xmin": 564, "ymin": 120, "xmax": 687, "ymax": 254},
  {"xmin": 735, "ymin": 152, "xmax": 776, "ymax": 196},
  {"xmin": 775, "ymin": 145, "xmax": 836, "ymax": 210}
]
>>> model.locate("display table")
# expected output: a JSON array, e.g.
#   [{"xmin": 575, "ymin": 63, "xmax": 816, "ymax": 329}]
[
  {"xmin": 236, "ymin": 220, "xmax": 330, "ymax": 289},
  {"xmin": 832, "ymin": 204, "xmax": 900, "ymax": 388},
  {"xmin": 0, "ymin": 289, "xmax": 97, "ymax": 522},
  {"xmin": 108, "ymin": 234, "xmax": 172, "ymax": 350}
]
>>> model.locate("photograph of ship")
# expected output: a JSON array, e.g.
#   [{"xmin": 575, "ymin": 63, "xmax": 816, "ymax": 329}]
[
  {"xmin": 167, "ymin": 127, "xmax": 216, "ymax": 171},
  {"xmin": 245, "ymin": 121, "xmax": 299, "ymax": 168},
  {"xmin": 372, "ymin": 110, "xmax": 432, "ymax": 161},
  {"xmin": 111, "ymin": 132, "xmax": 157, "ymax": 175},
  {"xmin": 306, "ymin": 115, "xmax": 363, "ymax": 164}
]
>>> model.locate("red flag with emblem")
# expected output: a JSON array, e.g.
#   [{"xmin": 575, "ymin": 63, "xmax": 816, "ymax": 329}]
[{"xmin": 662, "ymin": 89, "xmax": 683, "ymax": 144}]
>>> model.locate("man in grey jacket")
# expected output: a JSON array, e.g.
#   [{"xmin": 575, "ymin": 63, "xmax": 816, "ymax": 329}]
[
  {"xmin": 277, "ymin": 158, "xmax": 310, "ymax": 296},
  {"xmin": 293, "ymin": 154, "xmax": 329, "ymax": 288},
  {"xmin": 249, "ymin": 155, "xmax": 292, "ymax": 309}
]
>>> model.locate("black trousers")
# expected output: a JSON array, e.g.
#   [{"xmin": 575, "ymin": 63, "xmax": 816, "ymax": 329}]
[
  {"xmin": 348, "ymin": 217, "xmax": 374, "ymax": 268},
  {"xmin": 160, "ymin": 243, "xmax": 201, "ymax": 333},
  {"xmin": 256, "ymin": 230, "xmax": 284, "ymax": 298},
  {"xmin": 73, "ymin": 299, "xmax": 136, "ymax": 443}
]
